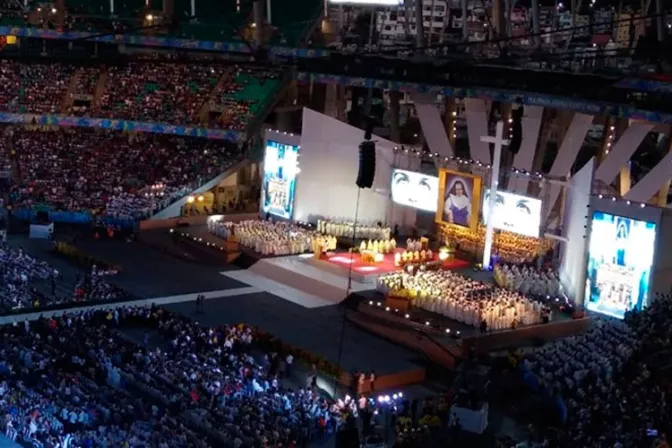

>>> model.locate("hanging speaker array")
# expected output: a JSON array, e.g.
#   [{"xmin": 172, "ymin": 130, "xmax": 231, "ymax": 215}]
[
  {"xmin": 356, "ymin": 141, "xmax": 376, "ymax": 189},
  {"xmin": 356, "ymin": 116, "xmax": 376, "ymax": 189}
]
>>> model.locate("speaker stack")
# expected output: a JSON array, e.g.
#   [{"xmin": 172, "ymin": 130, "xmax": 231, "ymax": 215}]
[{"xmin": 356, "ymin": 117, "xmax": 376, "ymax": 189}]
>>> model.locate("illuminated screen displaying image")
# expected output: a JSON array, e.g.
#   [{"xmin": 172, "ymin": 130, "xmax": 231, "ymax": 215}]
[
  {"xmin": 261, "ymin": 141, "xmax": 299, "ymax": 219},
  {"xmin": 585, "ymin": 212, "xmax": 657, "ymax": 319},
  {"xmin": 481, "ymin": 189, "xmax": 542, "ymax": 238},
  {"xmin": 391, "ymin": 169, "xmax": 439, "ymax": 212}
]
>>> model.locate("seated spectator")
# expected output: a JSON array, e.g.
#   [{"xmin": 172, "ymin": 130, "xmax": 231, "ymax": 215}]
[
  {"xmin": 99, "ymin": 62, "xmax": 220, "ymax": 125},
  {"xmin": 211, "ymin": 66, "xmax": 280, "ymax": 131},
  {"xmin": 522, "ymin": 296, "xmax": 672, "ymax": 447},
  {"xmin": 0, "ymin": 59, "xmax": 280, "ymax": 131},
  {"xmin": 19, "ymin": 63, "xmax": 74, "ymax": 114},
  {"xmin": 8, "ymin": 128, "xmax": 241, "ymax": 218},
  {"xmin": 0, "ymin": 241, "xmax": 126, "ymax": 310},
  {"xmin": 0, "ymin": 304, "xmax": 341, "ymax": 446}
]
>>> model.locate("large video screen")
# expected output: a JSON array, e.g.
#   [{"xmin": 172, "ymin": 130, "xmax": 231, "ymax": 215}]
[
  {"xmin": 391, "ymin": 169, "xmax": 439, "ymax": 212},
  {"xmin": 585, "ymin": 212, "xmax": 657, "ymax": 319},
  {"xmin": 481, "ymin": 189, "xmax": 543, "ymax": 238},
  {"xmin": 261, "ymin": 141, "xmax": 299, "ymax": 219}
]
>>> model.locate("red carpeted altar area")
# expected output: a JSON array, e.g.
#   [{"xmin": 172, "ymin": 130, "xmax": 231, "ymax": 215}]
[{"xmin": 320, "ymin": 249, "xmax": 469, "ymax": 275}]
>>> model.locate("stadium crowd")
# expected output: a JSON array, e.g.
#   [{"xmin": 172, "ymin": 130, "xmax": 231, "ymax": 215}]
[
  {"xmin": 19, "ymin": 63, "xmax": 75, "ymax": 115},
  {"xmin": 0, "ymin": 60, "xmax": 279, "ymax": 131},
  {"xmin": 0, "ymin": 241, "xmax": 126, "ymax": 311},
  {"xmin": 99, "ymin": 62, "xmax": 219, "ymax": 125},
  {"xmin": 0, "ymin": 304, "xmax": 339, "ymax": 447},
  {"xmin": 7, "ymin": 128, "xmax": 241, "ymax": 219},
  {"xmin": 523, "ymin": 294, "xmax": 672, "ymax": 447}
]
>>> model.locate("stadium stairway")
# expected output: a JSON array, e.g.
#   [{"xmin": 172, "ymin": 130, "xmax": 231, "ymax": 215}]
[
  {"xmin": 198, "ymin": 67, "xmax": 235, "ymax": 125},
  {"xmin": 150, "ymin": 158, "xmax": 253, "ymax": 220},
  {"xmin": 244, "ymin": 71, "xmax": 291, "ymax": 137},
  {"xmin": 61, "ymin": 68, "xmax": 82, "ymax": 114},
  {"xmin": 4, "ymin": 128, "xmax": 20, "ymax": 185},
  {"xmin": 92, "ymin": 66, "xmax": 108, "ymax": 114}
]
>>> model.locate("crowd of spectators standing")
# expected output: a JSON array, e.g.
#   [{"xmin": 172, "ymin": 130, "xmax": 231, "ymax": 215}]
[
  {"xmin": 0, "ymin": 304, "xmax": 342, "ymax": 447},
  {"xmin": 522, "ymin": 294, "xmax": 672, "ymax": 447},
  {"xmin": 7, "ymin": 128, "xmax": 241, "ymax": 219}
]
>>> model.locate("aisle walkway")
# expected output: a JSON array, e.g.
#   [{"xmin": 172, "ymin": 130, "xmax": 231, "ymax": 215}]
[
  {"xmin": 0, "ymin": 435, "xmax": 20, "ymax": 447},
  {"xmin": 0, "ymin": 286, "xmax": 260, "ymax": 325}
]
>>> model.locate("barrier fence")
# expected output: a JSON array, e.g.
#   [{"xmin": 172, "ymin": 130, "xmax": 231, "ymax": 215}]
[{"xmin": 11, "ymin": 208, "xmax": 137, "ymax": 230}]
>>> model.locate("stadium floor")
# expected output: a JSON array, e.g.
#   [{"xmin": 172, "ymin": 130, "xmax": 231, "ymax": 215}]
[
  {"xmin": 11, "ymin": 235, "xmax": 424, "ymax": 376},
  {"xmin": 12, "ymin": 236, "xmax": 247, "ymax": 297},
  {"xmin": 0, "ymin": 435, "xmax": 20, "ymax": 447},
  {"xmin": 9, "ymin": 234, "xmax": 526, "ymax": 444}
]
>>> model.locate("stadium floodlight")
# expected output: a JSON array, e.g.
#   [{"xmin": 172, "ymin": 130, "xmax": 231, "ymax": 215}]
[{"xmin": 329, "ymin": 0, "xmax": 401, "ymax": 4}]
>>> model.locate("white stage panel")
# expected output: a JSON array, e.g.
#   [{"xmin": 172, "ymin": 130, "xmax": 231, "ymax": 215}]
[
  {"xmin": 595, "ymin": 122, "xmax": 654, "ymax": 185},
  {"xmin": 221, "ymin": 270, "xmax": 335, "ymax": 308},
  {"xmin": 623, "ymin": 150, "xmax": 672, "ymax": 203},
  {"xmin": 511, "ymin": 105, "xmax": 544, "ymax": 193},
  {"xmin": 545, "ymin": 113, "xmax": 593, "ymax": 220},
  {"xmin": 559, "ymin": 158, "xmax": 594, "ymax": 306},
  {"xmin": 413, "ymin": 94, "xmax": 454, "ymax": 161},
  {"xmin": 295, "ymin": 108, "xmax": 397, "ymax": 224},
  {"xmin": 464, "ymin": 98, "xmax": 491, "ymax": 164}
]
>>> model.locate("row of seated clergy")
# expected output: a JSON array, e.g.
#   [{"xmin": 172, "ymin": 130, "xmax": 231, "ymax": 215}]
[
  {"xmin": 312, "ymin": 235, "xmax": 337, "ymax": 253},
  {"xmin": 316, "ymin": 219, "xmax": 391, "ymax": 241},
  {"xmin": 359, "ymin": 239, "xmax": 397, "ymax": 254},
  {"xmin": 376, "ymin": 271, "xmax": 545, "ymax": 329},
  {"xmin": 395, "ymin": 250, "xmax": 434, "ymax": 264}
]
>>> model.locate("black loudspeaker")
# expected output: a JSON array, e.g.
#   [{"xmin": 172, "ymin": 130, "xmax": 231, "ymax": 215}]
[
  {"xmin": 509, "ymin": 102, "xmax": 524, "ymax": 155},
  {"xmin": 357, "ymin": 141, "xmax": 376, "ymax": 189}
]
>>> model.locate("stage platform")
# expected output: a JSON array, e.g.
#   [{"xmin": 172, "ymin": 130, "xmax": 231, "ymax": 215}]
[
  {"xmin": 224, "ymin": 254, "xmax": 374, "ymax": 307},
  {"xmin": 313, "ymin": 249, "xmax": 470, "ymax": 282},
  {"xmin": 225, "ymin": 250, "xmax": 470, "ymax": 308},
  {"xmin": 350, "ymin": 299, "xmax": 591, "ymax": 360}
]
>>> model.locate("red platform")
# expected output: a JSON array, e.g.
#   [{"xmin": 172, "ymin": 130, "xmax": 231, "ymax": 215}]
[{"xmin": 320, "ymin": 249, "xmax": 469, "ymax": 275}]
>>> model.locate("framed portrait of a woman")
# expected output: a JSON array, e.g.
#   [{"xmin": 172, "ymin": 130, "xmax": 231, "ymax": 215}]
[{"xmin": 435, "ymin": 169, "xmax": 482, "ymax": 230}]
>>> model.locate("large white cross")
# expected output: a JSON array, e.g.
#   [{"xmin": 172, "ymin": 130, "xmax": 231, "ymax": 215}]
[{"xmin": 480, "ymin": 121, "xmax": 509, "ymax": 269}]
